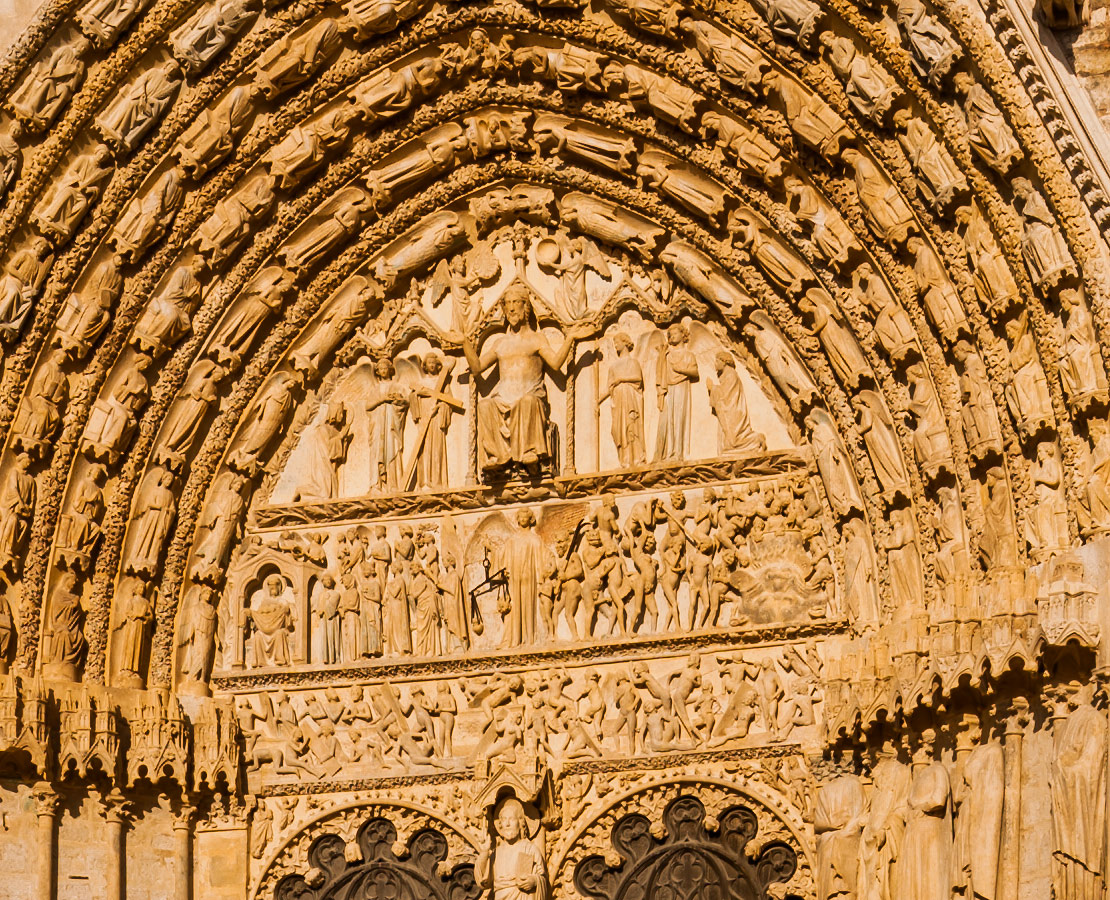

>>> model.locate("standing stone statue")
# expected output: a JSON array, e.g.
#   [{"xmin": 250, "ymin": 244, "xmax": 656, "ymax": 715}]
[
  {"xmin": 806, "ymin": 410, "xmax": 863, "ymax": 517},
  {"xmin": 114, "ymin": 578, "xmax": 153, "ymax": 685},
  {"xmin": 816, "ymin": 775, "xmax": 866, "ymax": 900},
  {"xmin": 382, "ymin": 556, "xmax": 411, "ymax": 656},
  {"xmin": 463, "ymin": 283, "xmax": 589, "ymax": 475},
  {"xmin": 1011, "ymin": 177, "xmax": 1076, "ymax": 289},
  {"xmin": 953, "ymin": 72, "xmax": 1022, "ymax": 175},
  {"xmin": 858, "ymin": 750, "xmax": 910, "ymax": 900},
  {"xmin": 843, "ymin": 517, "xmax": 878, "ymax": 626},
  {"xmin": 475, "ymin": 797, "xmax": 549, "ymax": 900},
  {"xmin": 897, "ymin": 733, "xmax": 953, "ymax": 900},
  {"xmin": 410, "ymin": 353, "xmax": 462, "ymax": 490},
  {"xmin": 367, "ymin": 357, "xmax": 411, "ymax": 492},
  {"xmin": 885, "ymin": 508, "xmax": 923, "ymax": 618},
  {"xmin": 294, "ymin": 402, "xmax": 350, "ymax": 502},
  {"xmin": 655, "ymin": 322, "xmax": 699, "ymax": 462},
  {"xmin": 42, "ymin": 571, "xmax": 87, "ymax": 679},
  {"xmin": 603, "ymin": 332, "xmax": 646, "ymax": 468},
  {"xmin": 9, "ymin": 40, "xmax": 88, "ymax": 131},
  {"xmin": 491, "ymin": 508, "xmax": 548, "ymax": 649},
  {"xmin": 317, "ymin": 575, "xmax": 340, "ymax": 664},
  {"xmin": 1051, "ymin": 681, "xmax": 1106, "ymax": 900},
  {"xmin": 125, "ymin": 466, "xmax": 177, "ymax": 578},
  {"xmin": 178, "ymin": 584, "xmax": 219, "ymax": 686},
  {"xmin": 952, "ymin": 716, "xmax": 1004, "ymax": 900}
]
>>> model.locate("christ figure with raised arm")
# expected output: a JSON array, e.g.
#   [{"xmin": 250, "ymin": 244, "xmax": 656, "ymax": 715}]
[{"xmin": 462, "ymin": 282, "xmax": 590, "ymax": 476}]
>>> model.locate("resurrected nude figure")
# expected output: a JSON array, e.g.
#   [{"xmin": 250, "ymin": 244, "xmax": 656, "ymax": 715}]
[{"xmin": 462, "ymin": 283, "xmax": 591, "ymax": 475}]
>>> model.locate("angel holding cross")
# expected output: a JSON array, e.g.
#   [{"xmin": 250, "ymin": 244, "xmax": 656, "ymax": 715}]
[{"xmin": 409, "ymin": 352, "xmax": 464, "ymax": 490}]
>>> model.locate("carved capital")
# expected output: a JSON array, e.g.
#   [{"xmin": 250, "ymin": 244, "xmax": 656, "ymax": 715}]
[
  {"xmin": 172, "ymin": 802, "xmax": 197, "ymax": 831},
  {"xmin": 31, "ymin": 782, "xmax": 58, "ymax": 819},
  {"xmin": 1004, "ymin": 696, "xmax": 1032, "ymax": 737},
  {"xmin": 98, "ymin": 788, "xmax": 131, "ymax": 825}
]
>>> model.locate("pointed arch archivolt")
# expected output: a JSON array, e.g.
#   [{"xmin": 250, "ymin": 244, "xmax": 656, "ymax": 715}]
[{"xmin": 0, "ymin": 0, "xmax": 1100, "ymax": 703}]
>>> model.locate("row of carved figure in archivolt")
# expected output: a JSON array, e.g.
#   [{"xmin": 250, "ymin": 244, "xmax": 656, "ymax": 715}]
[
  {"xmin": 234, "ymin": 640, "xmax": 824, "ymax": 785},
  {"xmin": 1, "ymin": 8, "xmax": 1078, "ymax": 491},
  {"xmin": 214, "ymin": 478, "xmax": 835, "ymax": 673},
  {"xmin": 2, "ymin": 18, "xmax": 1014, "ymax": 374}
]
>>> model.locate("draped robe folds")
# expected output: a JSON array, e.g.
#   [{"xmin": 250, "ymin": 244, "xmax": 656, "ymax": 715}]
[
  {"xmin": 655, "ymin": 345, "xmax": 696, "ymax": 461},
  {"xmin": 496, "ymin": 528, "xmax": 546, "ymax": 647},
  {"xmin": 338, "ymin": 583, "xmax": 361, "ymax": 662},
  {"xmin": 383, "ymin": 576, "xmax": 411, "ymax": 655},
  {"xmin": 129, "ymin": 476, "xmax": 175, "ymax": 573},
  {"xmin": 477, "ymin": 330, "xmax": 551, "ymax": 469},
  {"xmin": 250, "ymin": 596, "xmax": 292, "ymax": 666},
  {"xmin": 897, "ymin": 762, "xmax": 952, "ymax": 900},
  {"xmin": 320, "ymin": 586, "xmax": 340, "ymax": 663},
  {"xmin": 439, "ymin": 568, "xmax": 467, "ymax": 649},
  {"xmin": 964, "ymin": 85, "xmax": 1020, "ymax": 169},
  {"xmin": 359, "ymin": 573, "xmax": 382, "ymax": 656},
  {"xmin": 0, "ymin": 467, "xmax": 33, "ymax": 562},
  {"xmin": 476, "ymin": 839, "xmax": 549, "ymax": 900},
  {"xmin": 1051, "ymin": 702, "xmax": 1107, "ymax": 900},
  {"xmin": 369, "ymin": 381, "xmax": 408, "ymax": 490},
  {"xmin": 116, "ymin": 589, "xmax": 151, "ymax": 674},
  {"xmin": 608, "ymin": 356, "xmax": 645, "ymax": 467},
  {"xmin": 410, "ymin": 389, "xmax": 452, "ymax": 488},
  {"xmin": 1087, "ymin": 435, "xmax": 1110, "ymax": 526},
  {"xmin": 411, "ymin": 569, "xmax": 441, "ymax": 656},
  {"xmin": 953, "ymin": 743, "xmax": 1004, "ymax": 900},
  {"xmin": 816, "ymin": 775, "xmax": 865, "ymax": 900},
  {"xmin": 709, "ymin": 364, "xmax": 763, "ymax": 454},
  {"xmin": 46, "ymin": 590, "xmax": 85, "ymax": 667},
  {"xmin": 857, "ymin": 757, "xmax": 910, "ymax": 900},
  {"xmin": 296, "ymin": 418, "xmax": 347, "ymax": 500},
  {"xmin": 1020, "ymin": 192, "xmax": 1073, "ymax": 285}
]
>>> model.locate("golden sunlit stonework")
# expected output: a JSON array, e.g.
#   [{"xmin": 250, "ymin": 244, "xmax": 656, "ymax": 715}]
[{"xmin": 0, "ymin": 0, "xmax": 1107, "ymax": 896}]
